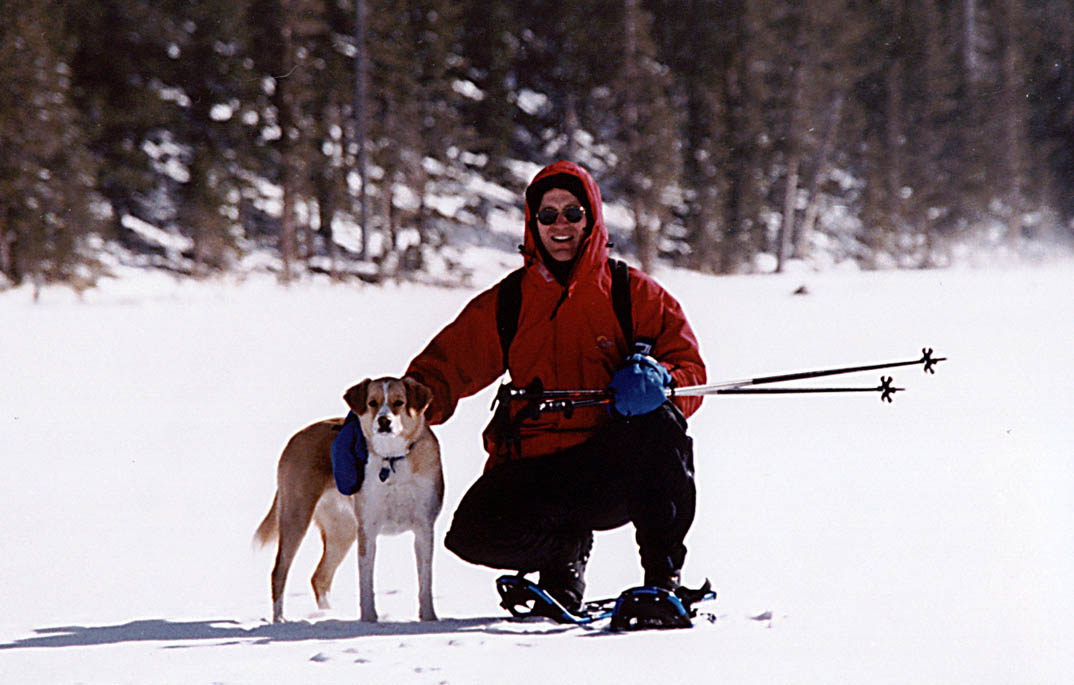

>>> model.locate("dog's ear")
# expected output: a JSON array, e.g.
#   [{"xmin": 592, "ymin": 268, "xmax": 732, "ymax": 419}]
[
  {"xmin": 403, "ymin": 376, "xmax": 432, "ymax": 416},
  {"xmin": 344, "ymin": 379, "xmax": 373, "ymax": 415}
]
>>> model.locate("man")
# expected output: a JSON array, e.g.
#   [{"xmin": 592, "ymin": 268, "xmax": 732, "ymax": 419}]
[{"xmin": 405, "ymin": 160, "xmax": 706, "ymax": 612}]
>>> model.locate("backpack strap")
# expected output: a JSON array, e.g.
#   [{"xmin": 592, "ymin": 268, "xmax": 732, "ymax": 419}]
[
  {"xmin": 496, "ymin": 267, "xmax": 526, "ymax": 369},
  {"xmin": 608, "ymin": 258, "xmax": 635, "ymax": 352},
  {"xmin": 496, "ymin": 258, "xmax": 634, "ymax": 369}
]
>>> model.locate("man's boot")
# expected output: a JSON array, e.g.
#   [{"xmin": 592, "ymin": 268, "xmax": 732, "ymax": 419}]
[
  {"xmin": 643, "ymin": 568, "xmax": 682, "ymax": 592},
  {"xmin": 644, "ymin": 566, "xmax": 713, "ymax": 609},
  {"xmin": 537, "ymin": 535, "xmax": 592, "ymax": 613}
]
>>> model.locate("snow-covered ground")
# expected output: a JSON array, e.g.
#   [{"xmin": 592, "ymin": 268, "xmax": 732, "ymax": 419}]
[{"xmin": 2, "ymin": 258, "xmax": 1072, "ymax": 684}]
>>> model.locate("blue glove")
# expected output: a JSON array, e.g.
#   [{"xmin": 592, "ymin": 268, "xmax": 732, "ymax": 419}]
[
  {"xmin": 608, "ymin": 354, "xmax": 672, "ymax": 417},
  {"xmin": 331, "ymin": 411, "xmax": 369, "ymax": 495}
]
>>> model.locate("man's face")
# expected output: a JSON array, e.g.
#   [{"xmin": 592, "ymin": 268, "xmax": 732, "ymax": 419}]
[{"xmin": 535, "ymin": 188, "xmax": 587, "ymax": 263}]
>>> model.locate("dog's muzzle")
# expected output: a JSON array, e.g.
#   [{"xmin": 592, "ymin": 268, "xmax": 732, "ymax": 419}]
[{"xmin": 377, "ymin": 415, "xmax": 393, "ymax": 433}]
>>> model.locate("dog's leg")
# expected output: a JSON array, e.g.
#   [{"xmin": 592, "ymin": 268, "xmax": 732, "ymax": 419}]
[
  {"xmin": 356, "ymin": 524, "xmax": 378, "ymax": 622},
  {"xmin": 271, "ymin": 522, "xmax": 306, "ymax": 623},
  {"xmin": 415, "ymin": 524, "xmax": 437, "ymax": 621},
  {"xmin": 271, "ymin": 488, "xmax": 320, "ymax": 623},
  {"xmin": 311, "ymin": 516, "xmax": 356, "ymax": 610}
]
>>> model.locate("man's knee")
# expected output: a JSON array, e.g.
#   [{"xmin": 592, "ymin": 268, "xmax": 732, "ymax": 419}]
[
  {"xmin": 444, "ymin": 523, "xmax": 489, "ymax": 567},
  {"xmin": 445, "ymin": 518, "xmax": 577, "ymax": 572}
]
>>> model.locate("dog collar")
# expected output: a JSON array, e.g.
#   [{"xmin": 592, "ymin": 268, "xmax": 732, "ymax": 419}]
[
  {"xmin": 378, "ymin": 456, "xmax": 406, "ymax": 482},
  {"xmin": 377, "ymin": 440, "xmax": 419, "ymax": 482}
]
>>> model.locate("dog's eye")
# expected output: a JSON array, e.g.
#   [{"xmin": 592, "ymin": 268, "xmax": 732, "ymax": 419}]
[
  {"xmin": 368, "ymin": 400, "xmax": 378, "ymax": 409},
  {"xmin": 392, "ymin": 400, "xmax": 404, "ymax": 409}
]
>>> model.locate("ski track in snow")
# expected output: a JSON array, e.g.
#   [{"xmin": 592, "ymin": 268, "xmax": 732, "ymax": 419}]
[{"xmin": 1, "ymin": 261, "xmax": 1073, "ymax": 684}]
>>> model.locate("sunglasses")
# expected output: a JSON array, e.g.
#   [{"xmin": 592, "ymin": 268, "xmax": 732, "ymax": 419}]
[{"xmin": 537, "ymin": 206, "xmax": 586, "ymax": 225}]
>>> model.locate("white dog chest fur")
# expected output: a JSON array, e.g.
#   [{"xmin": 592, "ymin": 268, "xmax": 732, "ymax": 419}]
[{"xmin": 355, "ymin": 455, "xmax": 440, "ymax": 536}]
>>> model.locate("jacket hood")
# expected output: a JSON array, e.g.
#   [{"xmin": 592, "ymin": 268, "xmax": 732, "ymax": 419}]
[{"xmin": 522, "ymin": 160, "xmax": 609, "ymax": 282}]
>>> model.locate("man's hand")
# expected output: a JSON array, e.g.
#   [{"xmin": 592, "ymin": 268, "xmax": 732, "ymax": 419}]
[{"xmin": 608, "ymin": 354, "xmax": 672, "ymax": 417}]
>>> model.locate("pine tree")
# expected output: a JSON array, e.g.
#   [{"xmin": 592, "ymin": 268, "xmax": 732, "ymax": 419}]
[
  {"xmin": 763, "ymin": 0, "xmax": 867, "ymax": 271},
  {"xmin": 1028, "ymin": 0, "xmax": 1074, "ymax": 225},
  {"xmin": 244, "ymin": 0, "xmax": 331, "ymax": 282},
  {"xmin": 366, "ymin": 0, "xmax": 466, "ymax": 264},
  {"xmin": 997, "ymin": 0, "xmax": 1030, "ymax": 253},
  {"xmin": 859, "ymin": 0, "xmax": 909, "ymax": 267},
  {"xmin": 645, "ymin": 0, "xmax": 738, "ymax": 272},
  {"xmin": 65, "ymin": 0, "xmax": 172, "ymax": 251},
  {"xmin": 162, "ymin": 0, "xmax": 253, "ymax": 274},
  {"xmin": 723, "ymin": 0, "xmax": 778, "ymax": 271},
  {"xmin": 0, "ymin": 0, "xmax": 101, "ymax": 293},
  {"xmin": 906, "ymin": 0, "xmax": 961, "ymax": 265},
  {"xmin": 457, "ymin": 0, "xmax": 517, "ymax": 178},
  {"xmin": 596, "ymin": 0, "xmax": 680, "ymax": 272},
  {"xmin": 309, "ymin": 0, "xmax": 354, "ymax": 269}
]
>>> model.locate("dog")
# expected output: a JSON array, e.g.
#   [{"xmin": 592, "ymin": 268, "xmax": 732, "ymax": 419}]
[{"xmin": 254, "ymin": 377, "xmax": 443, "ymax": 623}]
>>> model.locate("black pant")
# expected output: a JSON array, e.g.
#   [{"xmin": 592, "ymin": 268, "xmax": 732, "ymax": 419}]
[{"xmin": 445, "ymin": 403, "xmax": 695, "ymax": 577}]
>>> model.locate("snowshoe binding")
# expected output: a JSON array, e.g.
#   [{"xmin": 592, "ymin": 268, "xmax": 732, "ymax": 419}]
[
  {"xmin": 609, "ymin": 579, "xmax": 716, "ymax": 631},
  {"xmin": 496, "ymin": 574, "xmax": 615, "ymax": 625}
]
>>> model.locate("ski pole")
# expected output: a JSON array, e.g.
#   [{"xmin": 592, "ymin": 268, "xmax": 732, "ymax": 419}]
[
  {"xmin": 493, "ymin": 349, "xmax": 943, "ymax": 417},
  {"xmin": 710, "ymin": 376, "xmax": 903, "ymax": 403},
  {"xmin": 521, "ymin": 375, "xmax": 903, "ymax": 416},
  {"xmin": 491, "ymin": 378, "xmax": 607, "ymax": 412},
  {"xmin": 668, "ymin": 348, "xmax": 945, "ymax": 397}
]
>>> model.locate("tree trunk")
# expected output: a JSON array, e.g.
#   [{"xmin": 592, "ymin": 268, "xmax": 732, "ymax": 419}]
[
  {"xmin": 277, "ymin": 1, "xmax": 296, "ymax": 284},
  {"xmin": 776, "ymin": 18, "xmax": 809, "ymax": 274},
  {"xmin": 354, "ymin": 0, "xmax": 369, "ymax": 261},
  {"xmin": 877, "ymin": 0, "xmax": 906, "ymax": 267},
  {"xmin": 963, "ymin": 0, "xmax": 980, "ymax": 89},
  {"xmin": 918, "ymin": 0, "xmax": 946, "ymax": 268},
  {"xmin": 316, "ymin": 155, "xmax": 339, "ymax": 277},
  {"xmin": 721, "ymin": 5, "xmax": 766, "ymax": 274},
  {"xmin": 797, "ymin": 92, "xmax": 845, "ymax": 259},
  {"xmin": 564, "ymin": 92, "xmax": 579, "ymax": 161},
  {"xmin": 622, "ymin": 0, "xmax": 653, "ymax": 272},
  {"xmin": 776, "ymin": 153, "xmax": 799, "ymax": 273},
  {"xmin": 0, "ymin": 225, "xmax": 14, "ymax": 283},
  {"xmin": 1001, "ymin": 0, "xmax": 1026, "ymax": 253},
  {"xmin": 280, "ymin": 192, "xmax": 296, "ymax": 283}
]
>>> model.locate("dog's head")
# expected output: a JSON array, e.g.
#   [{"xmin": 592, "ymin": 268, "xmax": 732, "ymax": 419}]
[{"xmin": 344, "ymin": 377, "xmax": 432, "ymax": 457}]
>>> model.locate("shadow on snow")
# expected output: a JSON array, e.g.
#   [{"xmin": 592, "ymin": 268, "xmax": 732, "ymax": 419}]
[{"xmin": 0, "ymin": 616, "xmax": 593, "ymax": 650}]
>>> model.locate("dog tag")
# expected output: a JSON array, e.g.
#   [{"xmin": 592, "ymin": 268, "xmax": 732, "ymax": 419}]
[{"xmin": 378, "ymin": 455, "xmax": 405, "ymax": 483}]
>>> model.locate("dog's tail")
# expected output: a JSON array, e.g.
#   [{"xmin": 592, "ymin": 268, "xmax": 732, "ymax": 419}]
[{"xmin": 253, "ymin": 492, "xmax": 280, "ymax": 547}]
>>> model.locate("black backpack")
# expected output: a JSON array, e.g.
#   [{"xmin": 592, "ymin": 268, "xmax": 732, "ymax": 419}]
[{"xmin": 495, "ymin": 258, "xmax": 635, "ymax": 369}]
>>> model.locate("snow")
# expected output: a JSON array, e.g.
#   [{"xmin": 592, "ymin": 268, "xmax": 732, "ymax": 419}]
[
  {"xmin": 120, "ymin": 214, "xmax": 194, "ymax": 254},
  {"xmin": 516, "ymin": 89, "xmax": 550, "ymax": 116},
  {"xmin": 451, "ymin": 79, "xmax": 485, "ymax": 102},
  {"xmin": 2, "ymin": 259, "xmax": 1073, "ymax": 684}
]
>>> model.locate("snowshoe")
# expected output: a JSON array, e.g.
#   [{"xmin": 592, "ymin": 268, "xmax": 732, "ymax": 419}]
[
  {"xmin": 496, "ymin": 575, "xmax": 614, "ymax": 625},
  {"xmin": 609, "ymin": 579, "xmax": 716, "ymax": 631}
]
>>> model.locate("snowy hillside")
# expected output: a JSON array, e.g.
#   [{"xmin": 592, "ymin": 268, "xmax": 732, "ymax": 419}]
[{"xmin": 1, "ymin": 259, "xmax": 1072, "ymax": 684}]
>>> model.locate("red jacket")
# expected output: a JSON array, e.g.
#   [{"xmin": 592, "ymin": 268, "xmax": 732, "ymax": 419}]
[{"xmin": 406, "ymin": 161, "xmax": 706, "ymax": 470}]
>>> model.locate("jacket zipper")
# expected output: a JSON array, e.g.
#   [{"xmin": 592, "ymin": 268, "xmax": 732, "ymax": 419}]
[{"xmin": 549, "ymin": 286, "xmax": 569, "ymax": 320}]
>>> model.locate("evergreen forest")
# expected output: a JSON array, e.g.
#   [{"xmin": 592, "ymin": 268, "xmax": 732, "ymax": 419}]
[{"xmin": 2, "ymin": 0, "xmax": 1073, "ymax": 290}]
